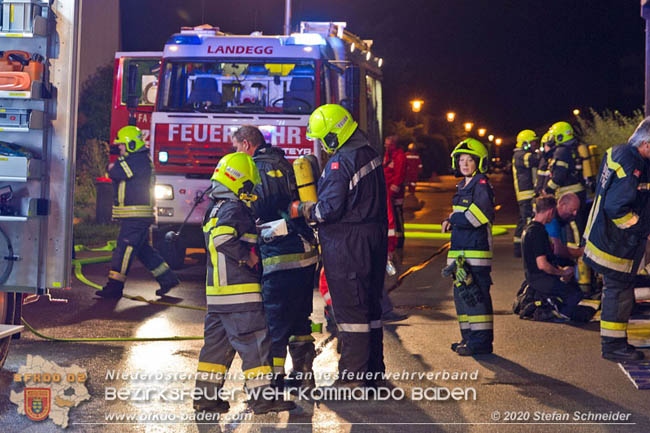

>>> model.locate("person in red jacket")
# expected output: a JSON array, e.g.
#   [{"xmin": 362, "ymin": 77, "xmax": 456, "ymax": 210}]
[
  {"xmin": 405, "ymin": 143, "xmax": 423, "ymax": 193},
  {"xmin": 384, "ymin": 135, "xmax": 407, "ymax": 248}
]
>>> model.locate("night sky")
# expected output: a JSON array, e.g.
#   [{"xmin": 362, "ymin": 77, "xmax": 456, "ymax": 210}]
[{"xmin": 121, "ymin": 0, "xmax": 646, "ymax": 137}]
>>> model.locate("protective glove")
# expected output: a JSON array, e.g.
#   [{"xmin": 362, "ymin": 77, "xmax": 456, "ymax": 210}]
[
  {"xmin": 454, "ymin": 256, "xmax": 473, "ymax": 286},
  {"xmin": 289, "ymin": 201, "xmax": 316, "ymax": 221}
]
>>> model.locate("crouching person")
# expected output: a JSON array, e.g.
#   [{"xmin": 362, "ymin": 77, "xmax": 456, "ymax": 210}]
[
  {"xmin": 193, "ymin": 153, "xmax": 295, "ymax": 414},
  {"xmin": 518, "ymin": 195, "xmax": 597, "ymax": 322}
]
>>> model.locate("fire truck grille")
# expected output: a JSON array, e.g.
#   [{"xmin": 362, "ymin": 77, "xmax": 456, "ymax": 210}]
[{"xmin": 155, "ymin": 144, "xmax": 228, "ymax": 174}]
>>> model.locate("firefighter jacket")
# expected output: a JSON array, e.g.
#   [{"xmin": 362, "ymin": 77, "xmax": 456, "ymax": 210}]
[
  {"xmin": 202, "ymin": 188, "xmax": 261, "ymax": 312},
  {"xmin": 583, "ymin": 144, "xmax": 650, "ymax": 281},
  {"xmin": 512, "ymin": 148, "xmax": 539, "ymax": 202},
  {"xmin": 545, "ymin": 139, "xmax": 585, "ymax": 196},
  {"xmin": 251, "ymin": 144, "xmax": 317, "ymax": 276},
  {"xmin": 447, "ymin": 173, "xmax": 495, "ymax": 269},
  {"xmin": 405, "ymin": 151, "xmax": 423, "ymax": 183},
  {"xmin": 383, "ymin": 146, "xmax": 406, "ymax": 203},
  {"xmin": 310, "ymin": 129, "xmax": 388, "ymax": 229},
  {"xmin": 108, "ymin": 150, "xmax": 155, "ymax": 219},
  {"xmin": 535, "ymin": 151, "xmax": 552, "ymax": 196}
]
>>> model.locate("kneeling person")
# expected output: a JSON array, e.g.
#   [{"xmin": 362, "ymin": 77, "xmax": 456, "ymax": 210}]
[{"xmin": 520, "ymin": 195, "xmax": 595, "ymax": 322}]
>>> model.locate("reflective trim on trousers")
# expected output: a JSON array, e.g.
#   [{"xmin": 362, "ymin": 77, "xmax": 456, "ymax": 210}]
[
  {"xmin": 470, "ymin": 322, "xmax": 494, "ymax": 330},
  {"xmin": 151, "ymin": 262, "xmax": 169, "ymax": 277},
  {"xmin": 206, "ymin": 293, "xmax": 263, "ymax": 305},
  {"xmin": 337, "ymin": 323, "xmax": 371, "ymax": 333},
  {"xmin": 601, "ymin": 320, "xmax": 627, "ymax": 338},
  {"xmin": 447, "ymin": 257, "xmax": 492, "ymax": 267},
  {"xmin": 121, "ymin": 246, "xmax": 133, "ymax": 275},
  {"xmin": 197, "ymin": 361, "xmax": 228, "ymax": 375},
  {"xmin": 109, "ymin": 270, "xmax": 126, "ymax": 282},
  {"xmin": 370, "ymin": 320, "xmax": 382, "ymax": 329}
]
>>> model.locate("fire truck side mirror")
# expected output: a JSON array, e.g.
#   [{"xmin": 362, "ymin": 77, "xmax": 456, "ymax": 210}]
[
  {"xmin": 343, "ymin": 65, "xmax": 359, "ymax": 117},
  {"xmin": 126, "ymin": 63, "xmax": 140, "ymax": 111}
]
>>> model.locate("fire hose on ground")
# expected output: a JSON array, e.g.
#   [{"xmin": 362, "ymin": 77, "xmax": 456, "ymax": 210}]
[{"xmin": 19, "ymin": 223, "xmax": 513, "ymax": 342}]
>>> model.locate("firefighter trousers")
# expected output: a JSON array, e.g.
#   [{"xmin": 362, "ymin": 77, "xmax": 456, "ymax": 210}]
[
  {"xmin": 600, "ymin": 274, "xmax": 636, "ymax": 353},
  {"xmin": 514, "ymin": 199, "xmax": 533, "ymax": 257},
  {"xmin": 197, "ymin": 308, "xmax": 273, "ymax": 389},
  {"xmin": 322, "ymin": 224, "xmax": 387, "ymax": 380},
  {"xmin": 454, "ymin": 268, "xmax": 493, "ymax": 348},
  {"xmin": 106, "ymin": 219, "xmax": 177, "ymax": 290},
  {"xmin": 261, "ymin": 265, "xmax": 316, "ymax": 377}
]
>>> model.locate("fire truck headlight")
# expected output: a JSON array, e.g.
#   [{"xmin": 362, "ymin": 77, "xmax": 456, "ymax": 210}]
[
  {"xmin": 159, "ymin": 151, "xmax": 169, "ymax": 163},
  {"xmin": 155, "ymin": 184, "xmax": 174, "ymax": 200}
]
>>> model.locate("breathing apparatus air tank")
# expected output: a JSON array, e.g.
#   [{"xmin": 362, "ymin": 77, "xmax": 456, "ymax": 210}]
[{"xmin": 293, "ymin": 155, "xmax": 319, "ymax": 202}]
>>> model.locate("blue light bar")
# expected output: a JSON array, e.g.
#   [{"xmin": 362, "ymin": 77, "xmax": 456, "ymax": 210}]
[
  {"xmin": 167, "ymin": 34, "xmax": 201, "ymax": 45},
  {"xmin": 287, "ymin": 33, "xmax": 326, "ymax": 46}
]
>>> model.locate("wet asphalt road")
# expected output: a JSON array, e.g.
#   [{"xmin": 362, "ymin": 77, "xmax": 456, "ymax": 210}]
[{"xmin": 1, "ymin": 173, "xmax": 649, "ymax": 433}]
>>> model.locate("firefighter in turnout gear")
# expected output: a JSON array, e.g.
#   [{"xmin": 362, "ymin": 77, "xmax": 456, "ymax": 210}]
[
  {"xmin": 96, "ymin": 126, "xmax": 179, "ymax": 299},
  {"xmin": 441, "ymin": 138, "xmax": 495, "ymax": 356},
  {"xmin": 290, "ymin": 104, "xmax": 388, "ymax": 385},
  {"xmin": 582, "ymin": 118, "xmax": 650, "ymax": 362},
  {"xmin": 512, "ymin": 129, "xmax": 540, "ymax": 257},
  {"xmin": 544, "ymin": 122, "xmax": 587, "ymax": 222},
  {"xmin": 231, "ymin": 125, "xmax": 318, "ymax": 391},
  {"xmin": 535, "ymin": 132, "xmax": 554, "ymax": 196},
  {"xmin": 545, "ymin": 121, "xmax": 593, "ymax": 292},
  {"xmin": 193, "ymin": 152, "xmax": 296, "ymax": 414}
]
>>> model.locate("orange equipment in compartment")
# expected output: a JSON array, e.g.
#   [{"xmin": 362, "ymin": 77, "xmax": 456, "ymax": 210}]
[{"xmin": 0, "ymin": 50, "xmax": 44, "ymax": 90}]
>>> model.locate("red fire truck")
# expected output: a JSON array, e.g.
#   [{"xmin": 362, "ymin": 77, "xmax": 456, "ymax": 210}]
[{"xmin": 110, "ymin": 22, "xmax": 384, "ymax": 268}]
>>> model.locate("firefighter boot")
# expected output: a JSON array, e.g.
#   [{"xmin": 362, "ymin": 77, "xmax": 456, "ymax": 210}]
[
  {"xmin": 247, "ymin": 386, "xmax": 296, "ymax": 414},
  {"xmin": 155, "ymin": 270, "xmax": 180, "ymax": 296},
  {"xmin": 95, "ymin": 279, "xmax": 124, "ymax": 299},
  {"xmin": 455, "ymin": 343, "xmax": 493, "ymax": 356},
  {"xmin": 602, "ymin": 345, "xmax": 645, "ymax": 362},
  {"xmin": 285, "ymin": 340, "xmax": 316, "ymax": 391},
  {"xmin": 193, "ymin": 380, "xmax": 230, "ymax": 413}
]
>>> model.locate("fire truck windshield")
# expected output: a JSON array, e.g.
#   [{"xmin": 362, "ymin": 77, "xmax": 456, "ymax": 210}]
[{"xmin": 158, "ymin": 60, "xmax": 316, "ymax": 114}]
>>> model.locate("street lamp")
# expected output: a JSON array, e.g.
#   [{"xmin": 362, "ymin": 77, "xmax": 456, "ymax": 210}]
[
  {"xmin": 573, "ymin": 108, "xmax": 580, "ymax": 116},
  {"xmin": 478, "ymin": 128, "xmax": 486, "ymax": 137},
  {"xmin": 446, "ymin": 112, "xmax": 456, "ymax": 122},
  {"xmin": 463, "ymin": 122, "xmax": 473, "ymax": 132},
  {"xmin": 495, "ymin": 138, "xmax": 503, "ymax": 145},
  {"xmin": 488, "ymin": 134, "xmax": 494, "ymax": 142},
  {"xmin": 410, "ymin": 99, "xmax": 424, "ymax": 113}
]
